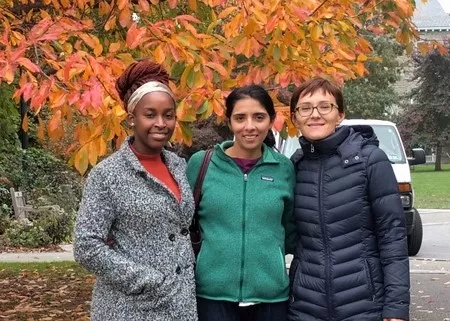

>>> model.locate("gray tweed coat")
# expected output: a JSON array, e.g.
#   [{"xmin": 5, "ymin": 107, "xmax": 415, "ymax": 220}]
[{"xmin": 74, "ymin": 137, "xmax": 197, "ymax": 321}]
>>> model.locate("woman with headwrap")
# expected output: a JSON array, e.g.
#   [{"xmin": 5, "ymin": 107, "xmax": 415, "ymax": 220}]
[{"xmin": 74, "ymin": 59, "xmax": 197, "ymax": 321}]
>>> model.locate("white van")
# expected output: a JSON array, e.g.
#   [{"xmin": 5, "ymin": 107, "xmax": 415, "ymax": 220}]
[{"xmin": 276, "ymin": 119, "xmax": 426, "ymax": 256}]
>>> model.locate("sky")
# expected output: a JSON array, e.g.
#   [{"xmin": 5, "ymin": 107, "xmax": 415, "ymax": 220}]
[{"xmin": 437, "ymin": 0, "xmax": 450, "ymax": 13}]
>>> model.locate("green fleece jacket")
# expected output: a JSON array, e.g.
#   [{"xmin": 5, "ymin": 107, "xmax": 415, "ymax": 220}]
[{"xmin": 186, "ymin": 141, "xmax": 296, "ymax": 303}]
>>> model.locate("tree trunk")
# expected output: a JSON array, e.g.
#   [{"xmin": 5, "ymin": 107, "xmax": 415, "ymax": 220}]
[{"xmin": 435, "ymin": 140, "xmax": 442, "ymax": 171}]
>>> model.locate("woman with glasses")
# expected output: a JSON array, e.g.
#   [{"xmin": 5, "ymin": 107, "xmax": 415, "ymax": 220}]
[{"xmin": 287, "ymin": 77, "xmax": 409, "ymax": 321}]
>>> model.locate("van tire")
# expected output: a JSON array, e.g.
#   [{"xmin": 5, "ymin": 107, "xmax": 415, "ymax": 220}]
[{"xmin": 407, "ymin": 208, "xmax": 423, "ymax": 256}]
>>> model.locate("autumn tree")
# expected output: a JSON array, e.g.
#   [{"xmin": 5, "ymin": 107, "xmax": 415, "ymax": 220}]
[{"xmin": 0, "ymin": 0, "xmax": 440, "ymax": 174}]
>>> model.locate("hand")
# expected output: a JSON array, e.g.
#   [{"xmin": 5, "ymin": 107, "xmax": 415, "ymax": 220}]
[{"xmin": 383, "ymin": 319, "xmax": 405, "ymax": 321}]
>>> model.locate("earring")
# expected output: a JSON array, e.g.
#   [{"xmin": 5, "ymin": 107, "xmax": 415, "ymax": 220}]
[{"xmin": 130, "ymin": 123, "xmax": 135, "ymax": 127}]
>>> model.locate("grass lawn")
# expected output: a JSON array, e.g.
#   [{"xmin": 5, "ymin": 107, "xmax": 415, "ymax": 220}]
[
  {"xmin": 411, "ymin": 164, "xmax": 450, "ymax": 209},
  {"xmin": 0, "ymin": 261, "xmax": 93, "ymax": 320}
]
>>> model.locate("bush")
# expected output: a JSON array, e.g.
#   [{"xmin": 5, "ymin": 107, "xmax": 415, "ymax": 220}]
[
  {"xmin": 0, "ymin": 204, "xmax": 12, "ymax": 235},
  {"xmin": 4, "ymin": 221, "xmax": 51, "ymax": 248},
  {"xmin": 29, "ymin": 207, "xmax": 75, "ymax": 245}
]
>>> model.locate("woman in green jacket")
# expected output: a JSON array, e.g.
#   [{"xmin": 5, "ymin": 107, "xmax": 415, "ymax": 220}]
[{"xmin": 186, "ymin": 85, "xmax": 296, "ymax": 321}]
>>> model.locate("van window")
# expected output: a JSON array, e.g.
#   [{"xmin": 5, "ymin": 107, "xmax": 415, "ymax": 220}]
[{"xmin": 371, "ymin": 125, "xmax": 406, "ymax": 164}]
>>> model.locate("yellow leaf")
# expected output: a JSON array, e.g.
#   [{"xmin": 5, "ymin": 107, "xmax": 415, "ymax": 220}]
[
  {"xmin": 417, "ymin": 42, "xmax": 430, "ymax": 55},
  {"xmin": 88, "ymin": 141, "xmax": 98, "ymax": 166},
  {"xmin": 117, "ymin": 53, "xmax": 135, "ymax": 66},
  {"xmin": 109, "ymin": 42, "xmax": 121, "ymax": 53},
  {"xmin": 218, "ymin": 6, "xmax": 238, "ymax": 19},
  {"xmin": 153, "ymin": 45, "xmax": 166, "ymax": 64},
  {"xmin": 97, "ymin": 136, "xmax": 107, "ymax": 156},
  {"xmin": 74, "ymin": 146, "xmax": 89, "ymax": 175},
  {"xmin": 357, "ymin": 54, "xmax": 367, "ymax": 62},
  {"xmin": 310, "ymin": 24, "xmax": 322, "ymax": 41}
]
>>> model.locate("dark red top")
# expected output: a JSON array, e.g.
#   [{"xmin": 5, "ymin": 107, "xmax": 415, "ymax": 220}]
[
  {"xmin": 232, "ymin": 157, "xmax": 261, "ymax": 174},
  {"xmin": 130, "ymin": 144, "xmax": 181, "ymax": 202}
]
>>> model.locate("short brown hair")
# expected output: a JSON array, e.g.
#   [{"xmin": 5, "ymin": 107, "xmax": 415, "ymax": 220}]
[{"xmin": 290, "ymin": 77, "xmax": 344, "ymax": 115}]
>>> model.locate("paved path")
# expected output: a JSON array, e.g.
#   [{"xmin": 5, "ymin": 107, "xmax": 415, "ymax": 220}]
[{"xmin": 0, "ymin": 244, "xmax": 74, "ymax": 262}]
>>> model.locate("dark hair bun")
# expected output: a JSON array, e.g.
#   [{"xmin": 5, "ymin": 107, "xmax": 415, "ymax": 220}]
[{"xmin": 115, "ymin": 59, "xmax": 170, "ymax": 110}]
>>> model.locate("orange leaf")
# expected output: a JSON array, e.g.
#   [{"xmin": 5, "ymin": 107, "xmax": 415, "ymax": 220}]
[
  {"xmin": 153, "ymin": 45, "xmax": 166, "ymax": 64},
  {"xmin": 117, "ymin": 0, "xmax": 128, "ymax": 10},
  {"xmin": 138, "ymin": 0, "xmax": 150, "ymax": 12},
  {"xmin": 105, "ymin": 16, "xmax": 117, "ymax": 31},
  {"xmin": 79, "ymin": 33, "xmax": 96, "ymax": 49},
  {"xmin": 265, "ymin": 16, "xmax": 278, "ymax": 34},
  {"xmin": 119, "ymin": 7, "xmax": 131, "ymax": 28},
  {"xmin": 109, "ymin": 42, "xmax": 121, "ymax": 53},
  {"xmin": 94, "ymin": 43, "xmax": 103, "ymax": 56},
  {"xmin": 205, "ymin": 62, "xmax": 227, "ymax": 77},
  {"xmin": 273, "ymin": 112, "xmax": 285, "ymax": 132},
  {"xmin": 336, "ymin": 48, "xmax": 356, "ymax": 60},
  {"xmin": 167, "ymin": 0, "xmax": 177, "ymax": 9},
  {"xmin": 37, "ymin": 116, "xmax": 45, "ymax": 140},
  {"xmin": 17, "ymin": 58, "xmax": 40, "ymax": 73},
  {"xmin": 60, "ymin": 0, "xmax": 71, "ymax": 8},
  {"xmin": 189, "ymin": 0, "xmax": 197, "ymax": 11},
  {"xmin": 22, "ymin": 114, "xmax": 29, "ymax": 132},
  {"xmin": 212, "ymin": 99, "xmax": 223, "ymax": 117},
  {"xmin": 355, "ymin": 62, "xmax": 366, "ymax": 77},
  {"xmin": 48, "ymin": 110, "xmax": 62, "ymax": 133},
  {"xmin": 126, "ymin": 23, "xmax": 146, "ymax": 49}
]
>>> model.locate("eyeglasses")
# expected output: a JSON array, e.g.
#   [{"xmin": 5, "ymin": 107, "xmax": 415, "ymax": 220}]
[{"xmin": 294, "ymin": 102, "xmax": 338, "ymax": 117}]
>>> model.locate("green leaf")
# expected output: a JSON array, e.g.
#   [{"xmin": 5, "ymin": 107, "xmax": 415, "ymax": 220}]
[{"xmin": 197, "ymin": 101, "xmax": 209, "ymax": 114}]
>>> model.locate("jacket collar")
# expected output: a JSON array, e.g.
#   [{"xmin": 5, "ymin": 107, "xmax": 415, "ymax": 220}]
[
  {"xmin": 214, "ymin": 141, "xmax": 280, "ymax": 164},
  {"xmin": 119, "ymin": 136, "xmax": 181, "ymax": 174},
  {"xmin": 298, "ymin": 125, "xmax": 379, "ymax": 168},
  {"xmin": 300, "ymin": 126, "xmax": 350, "ymax": 158}
]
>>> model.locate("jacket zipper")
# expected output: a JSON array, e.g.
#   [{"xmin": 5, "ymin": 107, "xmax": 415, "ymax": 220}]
[
  {"xmin": 364, "ymin": 259, "xmax": 376, "ymax": 302},
  {"xmin": 311, "ymin": 144, "xmax": 315, "ymax": 153},
  {"xmin": 239, "ymin": 172, "xmax": 248, "ymax": 301},
  {"xmin": 318, "ymin": 158, "xmax": 333, "ymax": 320}
]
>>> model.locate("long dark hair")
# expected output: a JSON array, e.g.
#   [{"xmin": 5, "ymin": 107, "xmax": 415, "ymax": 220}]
[{"xmin": 225, "ymin": 85, "xmax": 276, "ymax": 148}]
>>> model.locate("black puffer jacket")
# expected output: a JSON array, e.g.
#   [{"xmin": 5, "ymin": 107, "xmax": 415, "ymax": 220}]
[{"xmin": 288, "ymin": 125, "xmax": 410, "ymax": 321}]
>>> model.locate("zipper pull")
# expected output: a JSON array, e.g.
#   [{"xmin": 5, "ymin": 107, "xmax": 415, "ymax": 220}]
[
  {"xmin": 244, "ymin": 173, "xmax": 248, "ymax": 181},
  {"xmin": 311, "ymin": 144, "xmax": 315, "ymax": 153}
]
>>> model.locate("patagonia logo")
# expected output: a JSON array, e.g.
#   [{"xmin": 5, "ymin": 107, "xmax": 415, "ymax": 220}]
[{"xmin": 261, "ymin": 176, "xmax": 274, "ymax": 182}]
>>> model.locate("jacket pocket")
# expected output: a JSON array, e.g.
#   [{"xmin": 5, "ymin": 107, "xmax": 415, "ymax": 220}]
[
  {"xmin": 363, "ymin": 259, "xmax": 375, "ymax": 299},
  {"xmin": 278, "ymin": 246, "xmax": 288, "ymax": 282}
]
